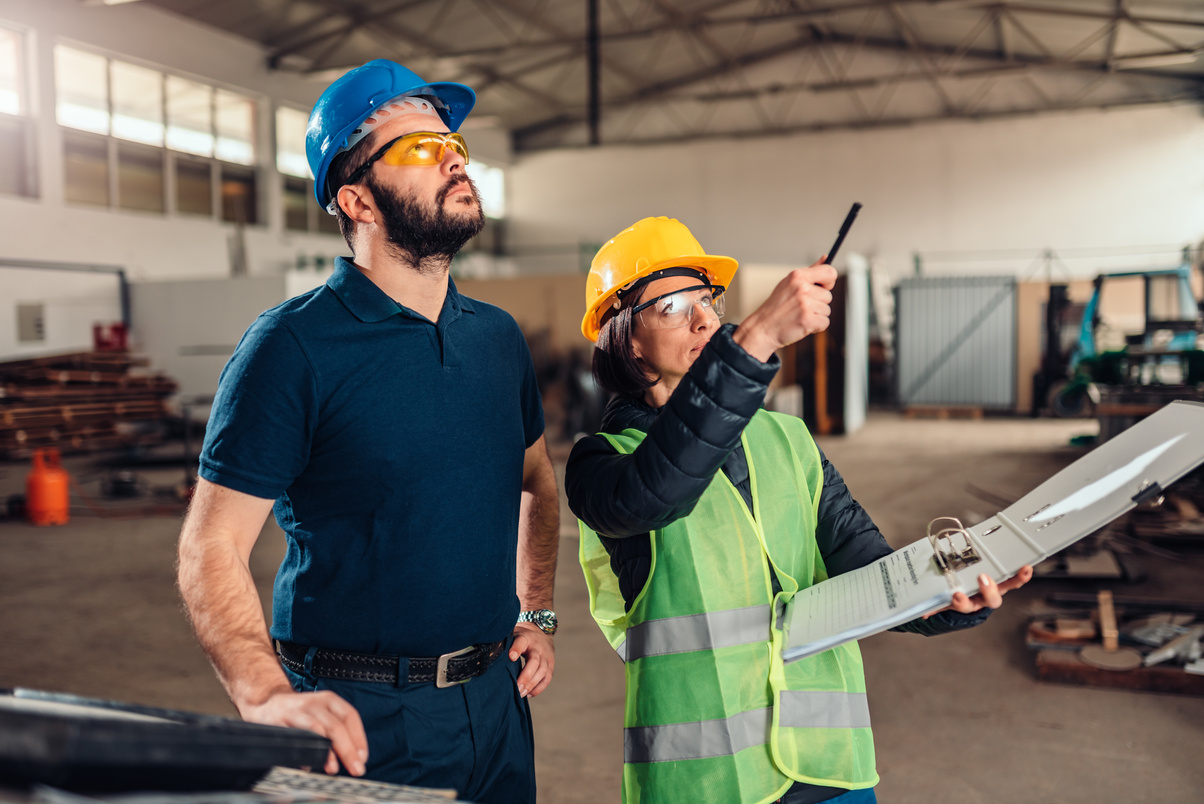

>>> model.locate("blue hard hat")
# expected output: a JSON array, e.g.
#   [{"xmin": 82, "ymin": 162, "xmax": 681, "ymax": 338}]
[{"xmin": 306, "ymin": 59, "xmax": 476, "ymax": 209}]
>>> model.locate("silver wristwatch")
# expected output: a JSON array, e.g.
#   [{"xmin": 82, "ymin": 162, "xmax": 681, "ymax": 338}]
[{"xmin": 517, "ymin": 609, "xmax": 558, "ymax": 636}]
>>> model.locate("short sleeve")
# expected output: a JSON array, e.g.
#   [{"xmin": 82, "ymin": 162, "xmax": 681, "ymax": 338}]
[
  {"xmin": 198, "ymin": 313, "xmax": 318, "ymax": 499},
  {"xmin": 516, "ymin": 325, "xmax": 545, "ymax": 448}
]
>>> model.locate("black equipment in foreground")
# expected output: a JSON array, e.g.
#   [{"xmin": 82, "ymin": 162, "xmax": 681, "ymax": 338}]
[
  {"xmin": 0, "ymin": 688, "xmax": 331, "ymax": 792},
  {"xmin": 823, "ymin": 202, "xmax": 862, "ymax": 266}
]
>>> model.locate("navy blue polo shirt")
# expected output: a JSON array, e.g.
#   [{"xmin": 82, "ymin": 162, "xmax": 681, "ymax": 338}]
[{"xmin": 199, "ymin": 257, "xmax": 544, "ymax": 658}]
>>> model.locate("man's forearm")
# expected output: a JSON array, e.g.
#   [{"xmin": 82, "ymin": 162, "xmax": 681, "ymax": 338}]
[
  {"xmin": 178, "ymin": 537, "xmax": 292, "ymax": 711},
  {"xmin": 517, "ymin": 461, "xmax": 560, "ymax": 611},
  {"xmin": 177, "ymin": 482, "xmax": 289, "ymax": 713}
]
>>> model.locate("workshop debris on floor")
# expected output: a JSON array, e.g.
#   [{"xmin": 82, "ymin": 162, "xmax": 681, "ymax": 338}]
[{"xmin": 0, "ymin": 351, "xmax": 178, "ymax": 459}]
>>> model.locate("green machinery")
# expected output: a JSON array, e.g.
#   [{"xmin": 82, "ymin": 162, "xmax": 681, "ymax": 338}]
[{"xmin": 1043, "ymin": 256, "xmax": 1204, "ymax": 418}]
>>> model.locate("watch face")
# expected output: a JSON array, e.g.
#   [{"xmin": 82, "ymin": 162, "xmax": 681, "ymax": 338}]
[{"xmin": 524, "ymin": 609, "xmax": 558, "ymax": 635}]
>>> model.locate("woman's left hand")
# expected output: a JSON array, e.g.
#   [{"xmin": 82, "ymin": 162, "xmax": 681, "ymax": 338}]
[{"xmin": 923, "ymin": 565, "xmax": 1034, "ymax": 618}]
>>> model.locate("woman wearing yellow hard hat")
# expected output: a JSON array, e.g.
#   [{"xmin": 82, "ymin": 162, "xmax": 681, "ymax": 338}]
[{"xmin": 566, "ymin": 216, "xmax": 1032, "ymax": 804}]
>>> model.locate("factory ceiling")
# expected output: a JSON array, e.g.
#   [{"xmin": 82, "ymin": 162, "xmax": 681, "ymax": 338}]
[{"xmin": 139, "ymin": 0, "xmax": 1204, "ymax": 151}]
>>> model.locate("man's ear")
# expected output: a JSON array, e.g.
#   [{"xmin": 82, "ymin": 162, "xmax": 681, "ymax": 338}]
[{"xmin": 336, "ymin": 184, "xmax": 376, "ymax": 224}]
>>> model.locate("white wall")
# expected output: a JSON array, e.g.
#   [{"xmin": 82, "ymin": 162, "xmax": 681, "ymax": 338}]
[
  {"xmin": 0, "ymin": 264, "xmax": 123, "ymax": 358},
  {"xmin": 508, "ymin": 103, "xmax": 1204, "ymax": 281}
]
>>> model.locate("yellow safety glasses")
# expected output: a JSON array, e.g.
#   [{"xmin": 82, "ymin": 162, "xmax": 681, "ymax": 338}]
[{"xmin": 343, "ymin": 131, "xmax": 470, "ymax": 188}]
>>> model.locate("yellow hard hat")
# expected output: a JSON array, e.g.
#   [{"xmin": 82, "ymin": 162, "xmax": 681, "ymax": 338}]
[{"xmin": 581, "ymin": 216, "xmax": 738, "ymax": 343}]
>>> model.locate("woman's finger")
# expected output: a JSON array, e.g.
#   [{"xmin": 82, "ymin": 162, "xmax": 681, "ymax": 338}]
[{"xmin": 977, "ymin": 574, "xmax": 1004, "ymax": 609}]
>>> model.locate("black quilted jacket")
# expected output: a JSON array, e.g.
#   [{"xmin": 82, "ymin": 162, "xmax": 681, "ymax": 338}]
[{"xmin": 565, "ymin": 323, "xmax": 990, "ymax": 637}]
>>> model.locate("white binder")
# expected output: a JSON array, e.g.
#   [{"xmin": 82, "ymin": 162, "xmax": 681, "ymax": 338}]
[{"xmin": 782, "ymin": 400, "xmax": 1204, "ymax": 663}]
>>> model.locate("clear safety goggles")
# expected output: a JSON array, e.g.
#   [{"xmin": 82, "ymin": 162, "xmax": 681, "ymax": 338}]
[
  {"xmin": 344, "ymin": 131, "xmax": 470, "ymax": 186},
  {"xmin": 631, "ymin": 284, "xmax": 725, "ymax": 330}
]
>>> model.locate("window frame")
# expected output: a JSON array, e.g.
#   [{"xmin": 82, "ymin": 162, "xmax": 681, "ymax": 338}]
[
  {"xmin": 54, "ymin": 40, "xmax": 262, "ymax": 223},
  {"xmin": 0, "ymin": 22, "xmax": 37, "ymax": 200}
]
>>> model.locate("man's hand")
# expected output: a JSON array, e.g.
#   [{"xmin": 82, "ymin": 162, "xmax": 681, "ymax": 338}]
[
  {"xmin": 923, "ymin": 565, "xmax": 1034, "ymax": 618},
  {"xmin": 241, "ymin": 686, "xmax": 369, "ymax": 777},
  {"xmin": 733, "ymin": 257, "xmax": 837, "ymax": 362},
  {"xmin": 509, "ymin": 622, "xmax": 555, "ymax": 699}
]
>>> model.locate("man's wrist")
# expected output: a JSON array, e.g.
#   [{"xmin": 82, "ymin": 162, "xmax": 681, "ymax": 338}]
[
  {"xmin": 517, "ymin": 609, "xmax": 558, "ymax": 635},
  {"xmin": 232, "ymin": 679, "xmax": 295, "ymax": 714}
]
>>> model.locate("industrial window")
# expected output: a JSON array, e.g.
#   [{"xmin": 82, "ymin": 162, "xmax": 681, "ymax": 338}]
[
  {"xmin": 276, "ymin": 104, "xmax": 338, "ymax": 235},
  {"xmin": 282, "ymin": 174, "xmax": 309, "ymax": 232},
  {"xmin": 175, "ymin": 156, "xmax": 213, "ymax": 216},
  {"xmin": 63, "ymin": 130, "xmax": 109, "ymax": 207},
  {"xmin": 116, "ymin": 141, "xmax": 165, "ymax": 213},
  {"xmin": 221, "ymin": 165, "xmax": 257, "ymax": 225},
  {"xmin": 166, "ymin": 76, "xmax": 214, "ymax": 156},
  {"xmin": 0, "ymin": 26, "xmax": 23, "ymax": 116},
  {"xmin": 54, "ymin": 43, "xmax": 259, "ymax": 220},
  {"xmin": 111, "ymin": 61, "xmax": 164, "ymax": 146},
  {"xmin": 55, "ymin": 46, "xmax": 109, "ymax": 134},
  {"xmin": 216, "ymin": 90, "xmax": 255, "ymax": 166},
  {"xmin": 275, "ymin": 106, "xmax": 309, "ymax": 179},
  {"xmin": 0, "ymin": 26, "xmax": 36, "ymax": 199}
]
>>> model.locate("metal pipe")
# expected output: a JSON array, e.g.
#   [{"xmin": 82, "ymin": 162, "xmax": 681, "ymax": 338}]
[{"xmin": 587, "ymin": 0, "xmax": 600, "ymax": 146}]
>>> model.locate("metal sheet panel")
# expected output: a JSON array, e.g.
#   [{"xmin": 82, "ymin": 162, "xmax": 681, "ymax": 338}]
[{"xmin": 896, "ymin": 276, "xmax": 1016, "ymax": 408}]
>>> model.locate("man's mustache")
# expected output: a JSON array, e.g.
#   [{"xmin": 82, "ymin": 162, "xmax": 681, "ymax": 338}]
[{"xmin": 437, "ymin": 176, "xmax": 477, "ymax": 206}]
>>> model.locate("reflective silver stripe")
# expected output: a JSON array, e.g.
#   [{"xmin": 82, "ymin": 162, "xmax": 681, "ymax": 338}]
[
  {"xmin": 625, "ymin": 693, "xmax": 870, "ymax": 764},
  {"xmin": 615, "ymin": 639, "xmax": 628, "ymax": 662},
  {"xmin": 621, "ymin": 605, "xmax": 771, "ymax": 662},
  {"xmin": 625, "ymin": 707, "xmax": 771, "ymax": 764},
  {"xmin": 780, "ymin": 691, "xmax": 871, "ymax": 730}
]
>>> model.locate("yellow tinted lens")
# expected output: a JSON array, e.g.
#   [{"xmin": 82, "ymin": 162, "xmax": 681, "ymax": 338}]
[
  {"xmin": 380, "ymin": 133, "xmax": 470, "ymax": 167},
  {"xmin": 445, "ymin": 133, "xmax": 469, "ymax": 162}
]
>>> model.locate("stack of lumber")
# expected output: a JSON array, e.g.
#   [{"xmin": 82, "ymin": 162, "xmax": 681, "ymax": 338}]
[{"xmin": 0, "ymin": 352, "xmax": 177, "ymax": 458}]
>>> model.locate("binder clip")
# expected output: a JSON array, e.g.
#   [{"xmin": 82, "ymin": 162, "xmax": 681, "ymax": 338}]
[{"xmin": 928, "ymin": 517, "xmax": 982, "ymax": 577}]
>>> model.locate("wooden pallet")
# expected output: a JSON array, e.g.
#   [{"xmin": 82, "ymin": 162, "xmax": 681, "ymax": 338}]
[
  {"xmin": 0, "ymin": 400, "xmax": 169, "ymax": 429},
  {"xmin": 0, "ymin": 351, "xmax": 148, "ymax": 375},
  {"xmin": 0, "ymin": 351, "xmax": 176, "ymax": 459},
  {"xmin": 903, "ymin": 405, "xmax": 984, "ymax": 420},
  {"xmin": 1034, "ymin": 649, "xmax": 1204, "ymax": 696},
  {"xmin": 1, "ymin": 382, "xmax": 176, "ymax": 402}
]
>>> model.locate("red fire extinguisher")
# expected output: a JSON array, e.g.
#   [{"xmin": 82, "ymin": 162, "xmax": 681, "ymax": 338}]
[{"xmin": 26, "ymin": 448, "xmax": 70, "ymax": 526}]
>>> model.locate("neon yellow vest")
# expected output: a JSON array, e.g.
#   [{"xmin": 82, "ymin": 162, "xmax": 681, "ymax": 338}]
[{"xmin": 579, "ymin": 410, "xmax": 878, "ymax": 804}]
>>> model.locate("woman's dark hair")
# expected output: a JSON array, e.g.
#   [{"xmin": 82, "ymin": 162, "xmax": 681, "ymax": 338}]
[{"xmin": 592, "ymin": 282, "xmax": 657, "ymax": 398}]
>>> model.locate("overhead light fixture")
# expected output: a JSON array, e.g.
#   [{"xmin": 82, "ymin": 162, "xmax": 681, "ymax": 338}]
[
  {"xmin": 79, "ymin": 0, "xmax": 147, "ymax": 6},
  {"xmin": 1115, "ymin": 50, "xmax": 1201, "ymax": 70}
]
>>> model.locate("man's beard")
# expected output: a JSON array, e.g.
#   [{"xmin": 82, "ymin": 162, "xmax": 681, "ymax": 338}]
[{"xmin": 367, "ymin": 173, "xmax": 485, "ymax": 267}]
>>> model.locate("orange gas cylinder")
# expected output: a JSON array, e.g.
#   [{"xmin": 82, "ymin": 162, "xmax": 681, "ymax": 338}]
[{"xmin": 26, "ymin": 448, "xmax": 70, "ymax": 526}]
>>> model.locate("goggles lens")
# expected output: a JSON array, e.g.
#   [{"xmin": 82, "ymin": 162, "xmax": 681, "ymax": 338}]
[
  {"xmin": 335, "ymin": 131, "xmax": 470, "ymax": 208},
  {"xmin": 634, "ymin": 285, "xmax": 725, "ymax": 330},
  {"xmin": 378, "ymin": 131, "xmax": 470, "ymax": 167}
]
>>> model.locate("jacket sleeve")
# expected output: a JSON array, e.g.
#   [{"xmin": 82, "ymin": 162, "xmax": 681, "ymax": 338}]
[
  {"xmin": 815, "ymin": 447, "xmax": 991, "ymax": 635},
  {"xmin": 565, "ymin": 324, "xmax": 778, "ymax": 538}
]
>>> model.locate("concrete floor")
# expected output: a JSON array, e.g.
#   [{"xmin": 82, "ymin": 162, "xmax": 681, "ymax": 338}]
[{"xmin": 1, "ymin": 413, "xmax": 1202, "ymax": 802}]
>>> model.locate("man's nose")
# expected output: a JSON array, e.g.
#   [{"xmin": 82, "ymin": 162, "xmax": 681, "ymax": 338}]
[{"xmin": 441, "ymin": 143, "xmax": 466, "ymax": 174}]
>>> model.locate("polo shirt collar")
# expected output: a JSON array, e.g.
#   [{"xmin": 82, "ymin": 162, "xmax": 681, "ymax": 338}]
[{"xmin": 328, "ymin": 256, "xmax": 476, "ymax": 323}]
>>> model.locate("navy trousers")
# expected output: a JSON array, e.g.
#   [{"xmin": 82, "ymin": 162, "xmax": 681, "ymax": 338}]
[{"xmin": 282, "ymin": 638, "xmax": 536, "ymax": 804}]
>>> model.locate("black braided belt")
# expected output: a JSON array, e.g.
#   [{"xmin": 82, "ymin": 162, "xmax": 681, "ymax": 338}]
[{"xmin": 277, "ymin": 639, "xmax": 506, "ymax": 689}]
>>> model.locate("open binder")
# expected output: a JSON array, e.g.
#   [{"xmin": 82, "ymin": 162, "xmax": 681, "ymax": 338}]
[{"xmin": 782, "ymin": 400, "xmax": 1204, "ymax": 663}]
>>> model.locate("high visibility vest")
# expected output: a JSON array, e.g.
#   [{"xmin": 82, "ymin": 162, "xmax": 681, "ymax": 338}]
[{"xmin": 579, "ymin": 410, "xmax": 878, "ymax": 804}]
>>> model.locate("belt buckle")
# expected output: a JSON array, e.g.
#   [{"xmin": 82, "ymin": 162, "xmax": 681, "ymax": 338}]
[{"xmin": 435, "ymin": 646, "xmax": 475, "ymax": 689}]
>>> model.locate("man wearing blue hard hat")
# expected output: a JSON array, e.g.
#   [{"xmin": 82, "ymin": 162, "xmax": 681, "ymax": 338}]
[{"xmin": 178, "ymin": 60, "xmax": 559, "ymax": 803}]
